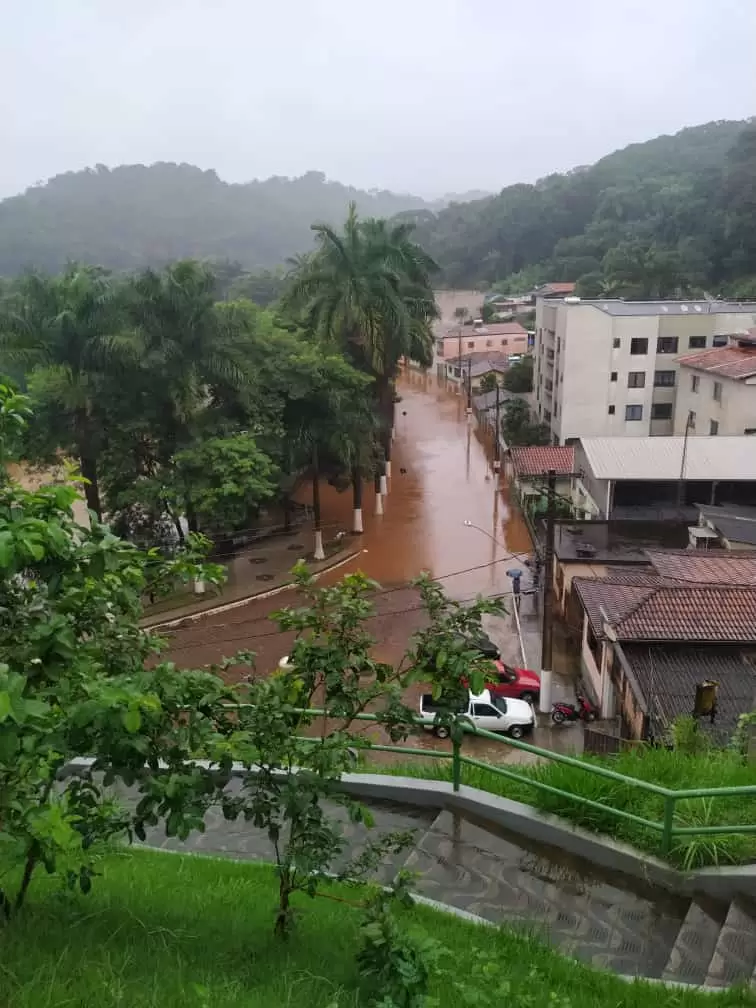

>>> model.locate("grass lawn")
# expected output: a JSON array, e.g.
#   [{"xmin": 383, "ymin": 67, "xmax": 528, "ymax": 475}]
[
  {"xmin": 1, "ymin": 848, "xmax": 754, "ymax": 1007},
  {"xmin": 367, "ymin": 746, "xmax": 756, "ymax": 868}
]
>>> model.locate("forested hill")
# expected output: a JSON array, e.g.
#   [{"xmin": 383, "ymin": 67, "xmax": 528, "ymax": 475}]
[
  {"xmin": 0, "ymin": 165, "xmax": 435, "ymax": 275},
  {"xmin": 405, "ymin": 119, "xmax": 756, "ymax": 298}
]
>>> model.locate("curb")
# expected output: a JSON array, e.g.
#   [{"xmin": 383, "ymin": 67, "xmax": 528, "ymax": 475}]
[{"xmin": 143, "ymin": 548, "xmax": 365, "ymax": 631}]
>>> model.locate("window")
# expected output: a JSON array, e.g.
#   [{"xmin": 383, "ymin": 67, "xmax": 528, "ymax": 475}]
[
  {"xmin": 486, "ymin": 339, "xmax": 493, "ymax": 347},
  {"xmin": 713, "ymin": 381, "xmax": 722, "ymax": 403},
  {"xmin": 557, "ymin": 338, "xmax": 561, "ymax": 351},
  {"xmin": 612, "ymin": 337, "xmax": 620, "ymax": 349},
  {"xmin": 545, "ymin": 379, "xmax": 553, "ymax": 391},
  {"xmin": 689, "ymin": 335, "xmax": 706, "ymax": 349},
  {"xmin": 627, "ymin": 371, "xmax": 646, "ymax": 388},
  {"xmin": 625, "ymin": 404, "xmax": 643, "ymax": 421},
  {"xmin": 651, "ymin": 403, "xmax": 673, "ymax": 420},
  {"xmin": 501, "ymin": 338, "xmax": 508, "ymax": 346},
  {"xmin": 467, "ymin": 341, "xmax": 475, "ymax": 349},
  {"xmin": 688, "ymin": 411, "xmax": 697, "ymax": 430},
  {"xmin": 544, "ymin": 410, "xmax": 551, "ymax": 422},
  {"xmin": 713, "ymin": 334, "xmax": 728, "ymax": 347},
  {"xmin": 630, "ymin": 338, "xmax": 648, "ymax": 355},
  {"xmin": 710, "ymin": 420, "xmax": 719, "ymax": 435},
  {"xmin": 607, "ymin": 405, "xmax": 615, "ymax": 415},
  {"xmin": 472, "ymin": 703, "xmax": 500, "ymax": 718},
  {"xmin": 610, "ymin": 371, "xmax": 618, "ymax": 382},
  {"xmin": 654, "ymin": 370, "xmax": 676, "ymax": 387},
  {"xmin": 547, "ymin": 348, "xmax": 555, "ymax": 360},
  {"xmin": 657, "ymin": 337, "xmax": 679, "ymax": 354},
  {"xmin": 691, "ymin": 374, "xmax": 700, "ymax": 393}
]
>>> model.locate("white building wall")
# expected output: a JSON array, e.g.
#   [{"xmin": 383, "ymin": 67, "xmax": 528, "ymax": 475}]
[{"xmin": 674, "ymin": 368, "xmax": 756, "ymax": 436}]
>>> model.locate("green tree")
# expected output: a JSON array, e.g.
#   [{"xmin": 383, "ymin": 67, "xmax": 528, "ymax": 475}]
[
  {"xmin": 501, "ymin": 398, "xmax": 550, "ymax": 446},
  {"xmin": 0, "ymin": 266, "xmax": 134, "ymax": 518},
  {"xmin": 477, "ymin": 371, "xmax": 499, "ymax": 393},
  {"xmin": 502, "ymin": 357, "xmax": 533, "ymax": 393}
]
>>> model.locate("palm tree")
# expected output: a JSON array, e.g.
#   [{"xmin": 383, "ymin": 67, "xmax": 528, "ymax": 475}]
[
  {"xmin": 0, "ymin": 266, "xmax": 133, "ymax": 518},
  {"xmin": 283, "ymin": 205, "xmax": 437, "ymax": 482}
]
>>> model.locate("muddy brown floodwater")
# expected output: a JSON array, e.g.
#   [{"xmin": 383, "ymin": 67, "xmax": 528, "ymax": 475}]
[{"xmin": 163, "ymin": 370, "xmax": 578, "ymax": 764}]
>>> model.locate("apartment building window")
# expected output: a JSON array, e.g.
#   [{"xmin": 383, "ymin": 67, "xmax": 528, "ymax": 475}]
[
  {"xmin": 467, "ymin": 341, "xmax": 475, "ymax": 349},
  {"xmin": 713, "ymin": 334, "xmax": 728, "ymax": 347},
  {"xmin": 625, "ymin": 404, "xmax": 643, "ymax": 421},
  {"xmin": 630, "ymin": 338, "xmax": 648, "ymax": 355},
  {"xmin": 613, "ymin": 338, "xmax": 620, "ymax": 349},
  {"xmin": 654, "ymin": 370, "xmax": 676, "ymax": 387},
  {"xmin": 651, "ymin": 403, "xmax": 673, "ymax": 420},
  {"xmin": 713, "ymin": 381, "xmax": 722, "ymax": 403},
  {"xmin": 544, "ymin": 410, "xmax": 551, "ymax": 422},
  {"xmin": 691, "ymin": 374, "xmax": 700, "ymax": 393},
  {"xmin": 710, "ymin": 420, "xmax": 719, "ymax": 435},
  {"xmin": 545, "ymin": 380, "xmax": 553, "ymax": 391},
  {"xmin": 657, "ymin": 337, "xmax": 679, "ymax": 354},
  {"xmin": 501, "ymin": 338, "xmax": 508, "ymax": 346},
  {"xmin": 610, "ymin": 371, "xmax": 618, "ymax": 382},
  {"xmin": 688, "ymin": 335, "xmax": 706, "ymax": 349},
  {"xmin": 607, "ymin": 405, "xmax": 615, "ymax": 415},
  {"xmin": 689, "ymin": 411, "xmax": 697, "ymax": 430},
  {"xmin": 627, "ymin": 371, "xmax": 646, "ymax": 388},
  {"xmin": 547, "ymin": 348, "xmax": 555, "ymax": 360}
]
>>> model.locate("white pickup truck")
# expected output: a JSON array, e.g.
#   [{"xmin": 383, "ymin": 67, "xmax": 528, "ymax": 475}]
[{"xmin": 418, "ymin": 689, "xmax": 535, "ymax": 740}]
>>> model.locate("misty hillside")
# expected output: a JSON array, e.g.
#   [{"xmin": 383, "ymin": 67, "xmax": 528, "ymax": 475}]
[
  {"xmin": 0, "ymin": 165, "xmax": 434, "ymax": 275},
  {"xmin": 408, "ymin": 118, "xmax": 756, "ymax": 295}
]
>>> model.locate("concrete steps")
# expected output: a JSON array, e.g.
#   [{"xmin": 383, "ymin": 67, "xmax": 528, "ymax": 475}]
[
  {"xmin": 661, "ymin": 899, "xmax": 725, "ymax": 986},
  {"xmin": 704, "ymin": 899, "xmax": 756, "ymax": 989}
]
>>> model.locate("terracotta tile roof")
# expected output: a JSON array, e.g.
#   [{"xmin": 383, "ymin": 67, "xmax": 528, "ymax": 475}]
[
  {"xmin": 574, "ymin": 577, "xmax": 756, "ymax": 643},
  {"xmin": 535, "ymin": 282, "xmax": 576, "ymax": 297},
  {"xmin": 646, "ymin": 549, "xmax": 756, "ymax": 586},
  {"xmin": 677, "ymin": 345, "xmax": 756, "ymax": 380},
  {"xmin": 511, "ymin": 446, "xmax": 574, "ymax": 477}
]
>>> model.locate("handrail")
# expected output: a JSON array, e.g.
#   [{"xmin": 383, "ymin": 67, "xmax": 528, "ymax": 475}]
[{"xmin": 213, "ymin": 702, "xmax": 756, "ymax": 859}]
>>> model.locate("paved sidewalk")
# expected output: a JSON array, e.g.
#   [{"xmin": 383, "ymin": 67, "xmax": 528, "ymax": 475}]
[{"xmin": 142, "ymin": 533, "xmax": 364, "ymax": 628}]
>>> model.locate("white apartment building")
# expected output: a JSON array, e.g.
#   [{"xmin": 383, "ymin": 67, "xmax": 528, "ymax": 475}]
[
  {"xmin": 674, "ymin": 337, "xmax": 756, "ymax": 437},
  {"xmin": 534, "ymin": 298, "xmax": 756, "ymax": 444}
]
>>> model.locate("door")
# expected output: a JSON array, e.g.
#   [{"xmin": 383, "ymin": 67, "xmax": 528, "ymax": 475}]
[{"xmin": 471, "ymin": 703, "xmax": 505, "ymax": 731}]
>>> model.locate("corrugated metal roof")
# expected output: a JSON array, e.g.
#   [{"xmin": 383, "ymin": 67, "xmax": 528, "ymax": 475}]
[
  {"xmin": 572, "ymin": 300, "xmax": 756, "ymax": 318},
  {"xmin": 579, "ymin": 436, "xmax": 756, "ymax": 482}
]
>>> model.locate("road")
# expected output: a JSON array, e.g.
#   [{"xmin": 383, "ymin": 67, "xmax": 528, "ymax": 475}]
[{"xmin": 163, "ymin": 367, "xmax": 583, "ymax": 760}]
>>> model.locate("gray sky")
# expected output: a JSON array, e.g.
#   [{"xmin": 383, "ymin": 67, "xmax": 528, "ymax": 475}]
[{"xmin": 2, "ymin": 0, "xmax": 754, "ymax": 199}]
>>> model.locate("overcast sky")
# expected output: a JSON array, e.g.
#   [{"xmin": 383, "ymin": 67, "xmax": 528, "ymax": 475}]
[{"xmin": 1, "ymin": 0, "xmax": 754, "ymax": 200}]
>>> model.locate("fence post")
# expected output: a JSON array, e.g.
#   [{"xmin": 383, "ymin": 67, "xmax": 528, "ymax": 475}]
[
  {"xmin": 452, "ymin": 737, "xmax": 461, "ymax": 792},
  {"xmin": 661, "ymin": 794, "xmax": 675, "ymax": 856}
]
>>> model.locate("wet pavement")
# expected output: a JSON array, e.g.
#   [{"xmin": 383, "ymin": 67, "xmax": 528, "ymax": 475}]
[{"xmin": 162, "ymin": 368, "xmax": 582, "ymax": 762}]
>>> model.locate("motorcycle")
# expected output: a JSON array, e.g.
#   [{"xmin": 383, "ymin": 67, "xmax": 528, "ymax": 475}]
[{"xmin": 551, "ymin": 694, "xmax": 597, "ymax": 724}]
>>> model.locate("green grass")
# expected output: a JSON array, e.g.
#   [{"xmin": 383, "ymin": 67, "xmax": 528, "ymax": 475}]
[
  {"xmin": 0, "ymin": 848, "xmax": 754, "ymax": 1008},
  {"xmin": 369, "ymin": 746, "xmax": 756, "ymax": 867}
]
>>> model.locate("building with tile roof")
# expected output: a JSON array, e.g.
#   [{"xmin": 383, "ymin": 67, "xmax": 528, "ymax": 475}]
[
  {"xmin": 510, "ymin": 446, "xmax": 574, "ymax": 478},
  {"xmin": 674, "ymin": 339, "xmax": 756, "ymax": 437},
  {"xmin": 570, "ymin": 563, "xmax": 756, "ymax": 739}
]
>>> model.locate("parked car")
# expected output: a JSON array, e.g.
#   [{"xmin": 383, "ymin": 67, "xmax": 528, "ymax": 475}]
[
  {"xmin": 418, "ymin": 689, "xmax": 535, "ymax": 740},
  {"xmin": 486, "ymin": 661, "xmax": 540, "ymax": 704}
]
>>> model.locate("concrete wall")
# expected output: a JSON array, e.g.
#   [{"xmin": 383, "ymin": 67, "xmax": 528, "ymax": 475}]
[
  {"xmin": 439, "ymin": 329, "xmax": 528, "ymax": 359},
  {"xmin": 674, "ymin": 367, "xmax": 756, "ymax": 436}
]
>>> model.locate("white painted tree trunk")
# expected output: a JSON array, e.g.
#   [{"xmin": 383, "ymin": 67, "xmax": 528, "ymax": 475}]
[
  {"xmin": 313, "ymin": 529, "xmax": 325, "ymax": 561},
  {"xmin": 385, "ymin": 460, "xmax": 392, "ymax": 478},
  {"xmin": 193, "ymin": 579, "xmax": 205, "ymax": 595},
  {"xmin": 379, "ymin": 474, "xmax": 388, "ymax": 495},
  {"xmin": 374, "ymin": 492, "xmax": 384, "ymax": 516},
  {"xmin": 352, "ymin": 507, "xmax": 364, "ymax": 533}
]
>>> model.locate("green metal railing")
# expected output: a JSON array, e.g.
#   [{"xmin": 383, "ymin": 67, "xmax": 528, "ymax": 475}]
[{"xmin": 266, "ymin": 706, "xmax": 756, "ymax": 859}]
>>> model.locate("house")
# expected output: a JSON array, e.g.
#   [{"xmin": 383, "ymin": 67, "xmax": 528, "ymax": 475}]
[
  {"xmin": 572, "ymin": 565, "xmax": 756, "ymax": 738},
  {"xmin": 444, "ymin": 351, "xmax": 510, "ymax": 389},
  {"xmin": 572, "ymin": 435, "xmax": 756, "ymax": 520},
  {"xmin": 674, "ymin": 333, "xmax": 756, "ymax": 437},
  {"xmin": 436, "ymin": 321, "xmax": 528, "ymax": 360},
  {"xmin": 507, "ymin": 445, "xmax": 575, "ymax": 521},
  {"xmin": 533, "ymin": 298, "xmax": 756, "ymax": 444},
  {"xmin": 693, "ymin": 504, "xmax": 756, "ymax": 551}
]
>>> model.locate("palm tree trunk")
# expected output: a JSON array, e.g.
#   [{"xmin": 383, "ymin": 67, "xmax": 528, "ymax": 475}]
[
  {"xmin": 312, "ymin": 444, "xmax": 325, "ymax": 560},
  {"xmin": 376, "ymin": 377, "xmax": 392, "ymax": 493},
  {"xmin": 74, "ymin": 408, "xmax": 102, "ymax": 520},
  {"xmin": 351, "ymin": 465, "xmax": 363, "ymax": 533}
]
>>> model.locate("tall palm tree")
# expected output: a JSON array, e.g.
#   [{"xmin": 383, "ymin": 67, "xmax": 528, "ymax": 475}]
[
  {"xmin": 0, "ymin": 266, "xmax": 133, "ymax": 518},
  {"xmin": 283, "ymin": 205, "xmax": 437, "ymax": 482}
]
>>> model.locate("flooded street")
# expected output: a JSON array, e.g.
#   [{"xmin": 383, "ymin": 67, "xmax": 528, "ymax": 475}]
[{"xmin": 164, "ymin": 368, "xmax": 583, "ymax": 762}]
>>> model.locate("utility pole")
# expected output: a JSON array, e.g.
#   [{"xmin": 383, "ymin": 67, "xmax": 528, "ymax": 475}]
[
  {"xmin": 493, "ymin": 382, "xmax": 501, "ymax": 471},
  {"xmin": 456, "ymin": 328, "xmax": 463, "ymax": 395},
  {"xmin": 466, "ymin": 358, "xmax": 473, "ymax": 414},
  {"xmin": 539, "ymin": 468, "xmax": 557, "ymax": 714},
  {"xmin": 677, "ymin": 410, "xmax": 694, "ymax": 507}
]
